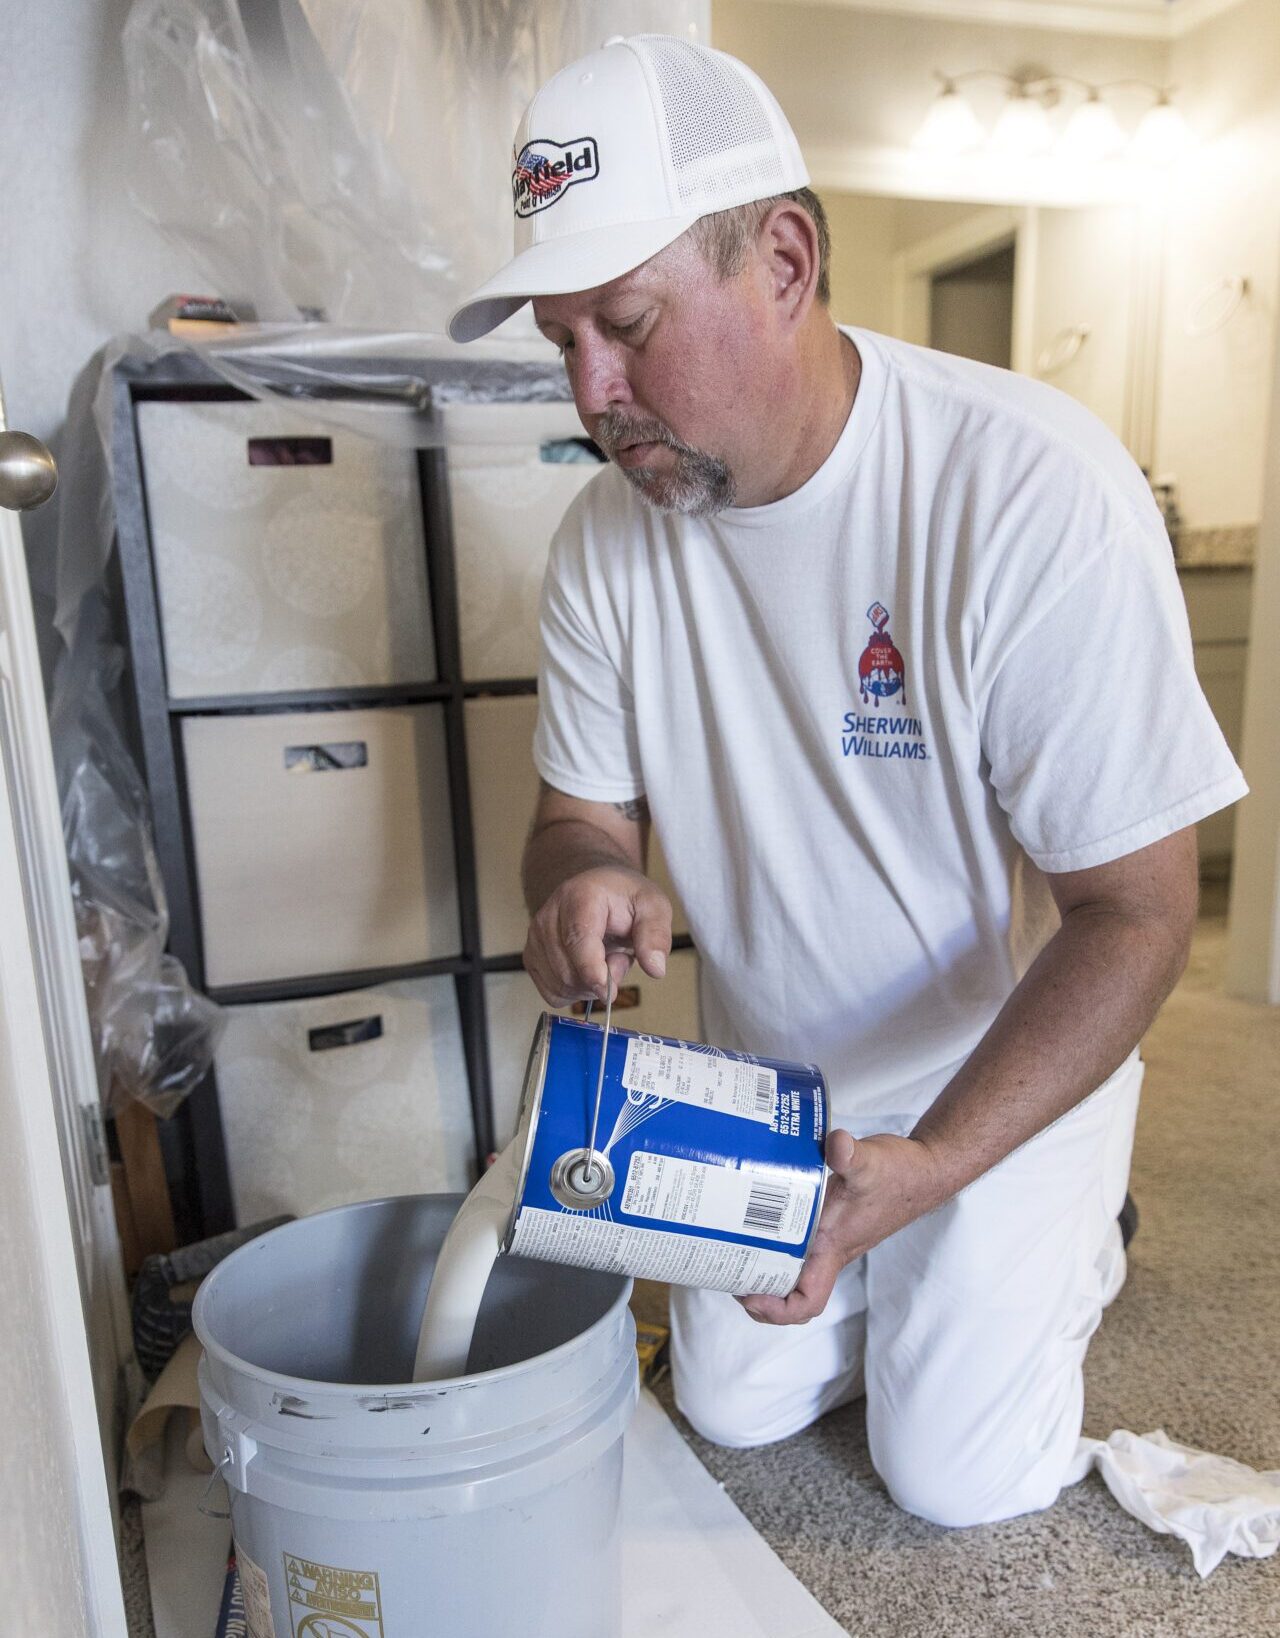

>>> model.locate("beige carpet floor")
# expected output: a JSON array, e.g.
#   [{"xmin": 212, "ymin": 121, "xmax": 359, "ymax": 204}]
[{"xmin": 647, "ymin": 898, "xmax": 1280, "ymax": 1636}]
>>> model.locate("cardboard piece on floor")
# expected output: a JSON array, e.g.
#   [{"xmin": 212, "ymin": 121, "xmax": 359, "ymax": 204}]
[
  {"xmin": 141, "ymin": 1383, "xmax": 842, "ymax": 1638},
  {"xmin": 622, "ymin": 1389, "xmax": 844, "ymax": 1638},
  {"xmin": 142, "ymin": 1416, "xmax": 230, "ymax": 1638},
  {"xmin": 126, "ymin": 1331, "xmax": 208, "ymax": 1501}
]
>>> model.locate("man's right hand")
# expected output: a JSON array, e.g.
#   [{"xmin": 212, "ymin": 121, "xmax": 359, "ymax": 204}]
[{"xmin": 523, "ymin": 865, "xmax": 673, "ymax": 1007}]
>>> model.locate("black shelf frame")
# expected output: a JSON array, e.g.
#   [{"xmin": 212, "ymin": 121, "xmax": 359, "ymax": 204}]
[{"xmin": 108, "ymin": 348, "xmax": 575, "ymax": 1239}]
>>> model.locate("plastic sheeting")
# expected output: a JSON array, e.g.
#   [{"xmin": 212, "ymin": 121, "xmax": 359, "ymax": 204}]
[
  {"xmin": 49, "ymin": 587, "xmax": 224, "ymax": 1119},
  {"xmin": 122, "ymin": 0, "xmax": 708, "ymax": 333}
]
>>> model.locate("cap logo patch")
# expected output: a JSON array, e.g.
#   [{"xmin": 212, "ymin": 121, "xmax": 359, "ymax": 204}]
[{"xmin": 512, "ymin": 137, "xmax": 599, "ymax": 217}]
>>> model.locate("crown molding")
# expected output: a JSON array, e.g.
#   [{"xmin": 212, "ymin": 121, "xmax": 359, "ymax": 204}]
[{"xmin": 749, "ymin": 0, "xmax": 1247, "ymax": 43}]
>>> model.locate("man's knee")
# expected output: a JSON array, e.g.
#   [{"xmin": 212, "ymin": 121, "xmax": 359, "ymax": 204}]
[
  {"xmin": 672, "ymin": 1367, "xmax": 778, "ymax": 1449},
  {"xmin": 871, "ymin": 1429, "xmax": 1071, "ymax": 1529}
]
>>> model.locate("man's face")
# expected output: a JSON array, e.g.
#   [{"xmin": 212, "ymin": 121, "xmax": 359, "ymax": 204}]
[{"xmin": 532, "ymin": 234, "xmax": 777, "ymax": 515}]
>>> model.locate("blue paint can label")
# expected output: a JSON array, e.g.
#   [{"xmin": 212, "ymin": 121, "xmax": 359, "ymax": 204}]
[{"xmin": 505, "ymin": 1015, "xmax": 828, "ymax": 1296}]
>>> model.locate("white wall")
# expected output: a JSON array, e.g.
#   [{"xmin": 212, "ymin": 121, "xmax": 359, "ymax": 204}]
[
  {"xmin": 1154, "ymin": 0, "xmax": 1280, "ymax": 527},
  {"xmin": 823, "ymin": 192, "xmax": 899, "ymax": 330},
  {"xmin": 714, "ymin": 1, "xmax": 1168, "ymax": 166},
  {"xmin": 2, "ymin": 1, "xmax": 203, "ymax": 448},
  {"xmin": 2, "ymin": 0, "xmax": 205, "ymax": 671}
]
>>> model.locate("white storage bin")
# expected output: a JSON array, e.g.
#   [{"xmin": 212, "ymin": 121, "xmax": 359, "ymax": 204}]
[
  {"xmin": 183, "ymin": 706, "xmax": 460, "ymax": 987},
  {"xmin": 137, "ymin": 399, "xmax": 435, "ymax": 698},
  {"xmin": 485, "ymin": 950, "xmax": 702, "ymax": 1152},
  {"xmin": 465, "ymin": 692, "xmax": 689, "ymax": 956},
  {"xmin": 444, "ymin": 402, "xmax": 604, "ymax": 679},
  {"xmin": 215, "ymin": 978, "xmax": 473, "ymax": 1223}
]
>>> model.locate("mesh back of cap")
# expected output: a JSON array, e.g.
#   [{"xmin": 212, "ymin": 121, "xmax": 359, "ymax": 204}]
[{"xmin": 632, "ymin": 35, "xmax": 794, "ymax": 210}]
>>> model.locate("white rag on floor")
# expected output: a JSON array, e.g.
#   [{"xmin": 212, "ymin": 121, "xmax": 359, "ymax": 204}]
[{"xmin": 1069, "ymin": 1429, "xmax": 1280, "ymax": 1576}]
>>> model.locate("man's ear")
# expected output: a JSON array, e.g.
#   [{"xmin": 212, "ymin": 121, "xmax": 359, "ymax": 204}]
[{"xmin": 758, "ymin": 201, "xmax": 820, "ymax": 330}]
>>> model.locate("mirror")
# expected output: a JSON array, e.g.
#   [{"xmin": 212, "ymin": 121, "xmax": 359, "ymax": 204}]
[{"xmin": 823, "ymin": 193, "xmax": 1154, "ymax": 465}]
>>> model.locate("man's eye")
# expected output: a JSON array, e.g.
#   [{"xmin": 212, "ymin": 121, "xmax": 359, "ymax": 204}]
[{"xmin": 613, "ymin": 315, "xmax": 648, "ymax": 338}]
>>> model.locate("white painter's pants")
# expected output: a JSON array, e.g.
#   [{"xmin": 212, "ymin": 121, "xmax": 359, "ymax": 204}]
[{"xmin": 670, "ymin": 1052, "xmax": 1143, "ymax": 1529}]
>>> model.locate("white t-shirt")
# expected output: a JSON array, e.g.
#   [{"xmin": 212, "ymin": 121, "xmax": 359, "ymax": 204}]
[{"xmin": 532, "ymin": 328, "xmax": 1246, "ymax": 1125}]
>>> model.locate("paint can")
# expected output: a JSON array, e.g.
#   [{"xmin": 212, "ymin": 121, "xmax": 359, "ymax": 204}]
[{"xmin": 505, "ymin": 1014, "xmax": 828, "ymax": 1296}]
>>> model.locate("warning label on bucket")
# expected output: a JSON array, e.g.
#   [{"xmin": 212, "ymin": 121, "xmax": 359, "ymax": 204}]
[{"xmin": 283, "ymin": 1554, "xmax": 385, "ymax": 1637}]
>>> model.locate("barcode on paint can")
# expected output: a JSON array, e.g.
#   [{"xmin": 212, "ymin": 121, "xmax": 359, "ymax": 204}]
[
  {"xmin": 754, "ymin": 1072, "xmax": 774, "ymax": 1115},
  {"xmin": 743, "ymin": 1180, "xmax": 791, "ymax": 1237}
]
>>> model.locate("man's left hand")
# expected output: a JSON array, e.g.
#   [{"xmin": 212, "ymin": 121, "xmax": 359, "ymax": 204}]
[{"xmin": 739, "ymin": 1130, "xmax": 950, "ymax": 1326}]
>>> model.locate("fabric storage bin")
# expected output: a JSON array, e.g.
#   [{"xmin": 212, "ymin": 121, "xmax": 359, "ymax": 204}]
[
  {"xmin": 215, "ymin": 978, "xmax": 473, "ymax": 1223},
  {"xmin": 485, "ymin": 950, "xmax": 702, "ymax": 1152},
  {"xmin": 136, "ymin": 398, "xmax": 435, "ymax": 697},
  {"xmin": 444, "ymin": 401, "xmax": 604, "ymax": 679},
  {"xmin": 465, "ymin": 692, "xmax": 689, "ymax": 956},
  {"xmin": 182, "ymin": 706, "xmax": 460, "ymax": 987}
]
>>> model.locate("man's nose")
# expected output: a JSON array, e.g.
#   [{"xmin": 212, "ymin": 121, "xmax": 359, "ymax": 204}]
[{"xmin": 568, "ymin": 334, "xmax": 632, "ymax": 419}]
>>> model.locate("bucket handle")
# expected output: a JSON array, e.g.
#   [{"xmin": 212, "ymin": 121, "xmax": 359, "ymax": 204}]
[
  {"xmin": 197, "ymin": 1457, "xmax": 232, "ymax": 1521},
  {"xmin": 198, "ymin": 1406, "xmax": 257, "ymax": 1519}
]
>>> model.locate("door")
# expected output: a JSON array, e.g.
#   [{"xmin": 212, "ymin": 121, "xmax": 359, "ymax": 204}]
[{"xmin": 0, "ymin": 390, "xmax": 129, "ymax": 1634}]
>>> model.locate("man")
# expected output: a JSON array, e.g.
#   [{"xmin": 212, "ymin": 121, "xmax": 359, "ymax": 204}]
[{"xmin": 448, "ymin": 36, "xmax": 1246, "ymax": 1526}]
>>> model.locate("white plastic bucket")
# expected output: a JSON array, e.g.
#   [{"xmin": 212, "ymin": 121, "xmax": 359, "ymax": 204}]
[{"xmin": 195, "ymin": 1194, "xmax": 637, "ymax": 1638}]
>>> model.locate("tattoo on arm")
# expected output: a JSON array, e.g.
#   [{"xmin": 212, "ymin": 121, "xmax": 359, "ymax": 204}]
[{"xmin": 612, "ymin": 796, "xmax": 650, "ymax": 822}]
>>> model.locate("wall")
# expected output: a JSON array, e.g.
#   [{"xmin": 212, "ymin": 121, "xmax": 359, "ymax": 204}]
[
  {"xmin": 2, "ymin": 0, "xmax": 204, "ymax": 675},
  {"xmin": 1154, "ymin": 0, "xmax": 1280, "ymax": 527},
  {"xmin": 714, "ymin": 1, "xmax": 1168, "ymax": 176},
  {"xmin": 823, "ymin": 192, "xmax": 898, "ymax": 330}
]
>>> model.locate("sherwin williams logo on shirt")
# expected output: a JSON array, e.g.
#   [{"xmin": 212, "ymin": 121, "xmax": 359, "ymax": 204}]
[
  {"xmin": 512, "ymin": 137, "xmax": 600, "ymax": 216},
  {"xmin": 842, "ymin": 602, "xmax": 929, "ymax": 761},
  {"xmin": 858, "ymin": 602, "xmax": 905, "ymax": 703}
]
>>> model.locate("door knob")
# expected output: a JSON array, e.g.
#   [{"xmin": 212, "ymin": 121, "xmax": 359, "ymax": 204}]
[{"xmin": 0, "ymin": 430, "xmax": 59, "ymax": 511}]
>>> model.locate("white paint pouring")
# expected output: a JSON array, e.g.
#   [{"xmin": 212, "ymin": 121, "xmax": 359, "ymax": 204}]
[{"xmin": 411, "ymin": 1138, "xmax": 521, "ymax": 1381}]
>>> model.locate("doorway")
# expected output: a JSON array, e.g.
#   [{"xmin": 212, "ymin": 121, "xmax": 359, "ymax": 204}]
[{"xmin": 928, "ymin": 240, "xmax": 1016, "ymax": 368}]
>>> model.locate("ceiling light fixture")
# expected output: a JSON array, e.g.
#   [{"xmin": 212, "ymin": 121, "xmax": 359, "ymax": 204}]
[
  {"xmin": 912, "ymin": 71, "xmax": 1193, "ymax": 167},
  {"xmin": 1132, "ymin": 91, "xmax": 1195, "ymax": 167},
  {"xmin": 1059, "ymin": 88, "xmax": 1127, "ymax": 163},
  {"xmin": 990, "ymin": 84, "xmax": 1055, "ymax": 157},
  {"xmin": 912, "ymin": 76, "xmax": 986, "ymax": 154}
]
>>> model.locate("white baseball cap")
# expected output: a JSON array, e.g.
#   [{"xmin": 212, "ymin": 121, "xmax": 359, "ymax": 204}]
[{"xmin": 447, "ymin": 34, "xmax": 810, "ymax": 343}]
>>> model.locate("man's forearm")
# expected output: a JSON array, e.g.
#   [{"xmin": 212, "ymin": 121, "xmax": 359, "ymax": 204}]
[
  {"xmin": 522, "ymin": 817, "xmax": 643, "ymax": 916},
  {"xmin": 911, "ymin": 902, "xmax": 1190, "ymax": 1200}
]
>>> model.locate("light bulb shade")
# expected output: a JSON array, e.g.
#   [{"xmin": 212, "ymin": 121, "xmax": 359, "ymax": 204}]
[
  {"xmin": 1133, "ymin": 100, "xmax": 1194, "ymax": 166},
  {"xmin": 1059, "ymin": 96, "xmax": 1126, "ymax": 163},
  {"xmin": 990, "ymin": 93, "xmax": 1053, "ymax": 157},
  {"xmin": 912, "ymin": 88, "xmax": 985, "ymax": 154}
]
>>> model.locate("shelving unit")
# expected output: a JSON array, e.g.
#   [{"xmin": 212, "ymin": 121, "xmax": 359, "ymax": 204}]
[{"xmin": 107, "ymin": 346, "xmax": 694, "ymax": 1242}]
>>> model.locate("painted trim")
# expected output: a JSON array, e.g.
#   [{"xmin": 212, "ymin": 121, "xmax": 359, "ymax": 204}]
[
  {"xmin": 1010, "ymin": 207, "xmax": 1040, "ymax": 376},
  {"xmin": 0, "ymin": 511, "xmax": 128, "ymax": 1637},
  {"xmin": 756, "ymin": 0, "xmax": 1247, "ymax": 43},
  {"xmin": 1122, "ymin": 199, "xmax": 1166, "ymax": 471}
]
